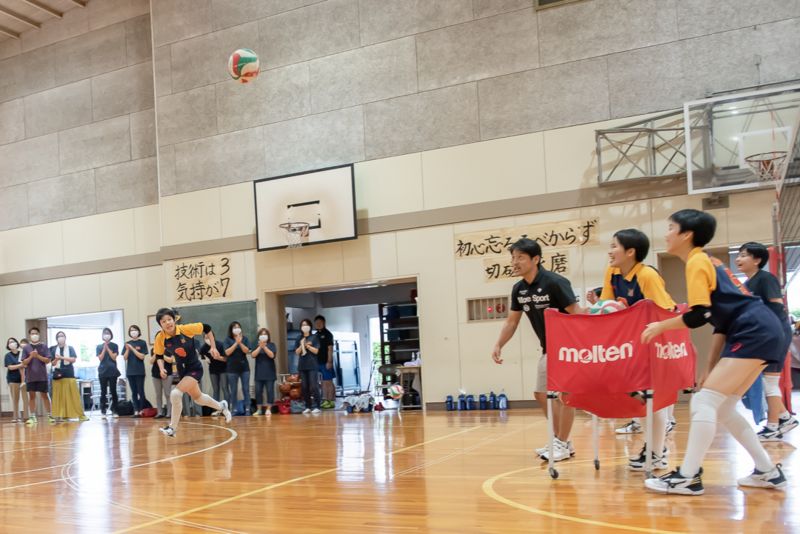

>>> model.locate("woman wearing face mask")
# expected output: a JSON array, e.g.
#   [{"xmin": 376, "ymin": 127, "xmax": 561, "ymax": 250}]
[
  {"xmin": 295, "ymin": 319, "xmax": 321, "ymax": 415},
  {"xmin": 150, "ymin": 348, "xmax": 173, "ymax": 419},
  {"xmin": 5, "ymin": 337, "xmax": 29, "ymax": 422},
  {"xmin": 123, "ymin": 325, "xmax": 149, "ymax": 417},
  {"xmin": 251, "ymin": 328, "xmax": 277, "ymax": 416},
  {"xmin": 49, "ymin": 332, "xmax": 87, "ymax": 422},
  {"xmin": 200, "ymin": 333, "xmax": 227, "ymax": 413},
  {"xmin": 96, "ymin": 327, "xmax": 121, "ymax": 419},
  {"xmin": 224, "ymin": 321, "xmax": 252, "ymax": 416}
]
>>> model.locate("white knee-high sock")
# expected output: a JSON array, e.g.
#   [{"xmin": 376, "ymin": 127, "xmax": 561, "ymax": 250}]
[
  {"xmin": 195, "ymin": 392, "xmax": 222, "ymax": 411},
  {"xmin": 718, "ymin": 395, "xmax": 774, "ymax": 472},
  {"xmin": 679, "ymin": 389, "xmax": 727, "ymax": 477},
  {"xmin": 169, "ymin": 388, "xmax": 183, "ymax": 430},
  {"xmin": 648, "ymin": 407, "xmax": 668, "ymax": 455}
]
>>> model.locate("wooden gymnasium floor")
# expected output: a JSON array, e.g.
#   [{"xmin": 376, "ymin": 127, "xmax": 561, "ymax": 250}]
[{"xmin": 0, "ymin": 399, "xmax": 797, "ymax": 533}]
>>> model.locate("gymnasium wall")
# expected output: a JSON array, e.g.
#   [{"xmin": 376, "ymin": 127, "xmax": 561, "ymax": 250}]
[
  {"xmin": 0, "ymin": 0, "xmax": 156, "ymax": 231},
  {"xmin": 0, "ymin": 0, "xmax": 798, "ymax": 406}
]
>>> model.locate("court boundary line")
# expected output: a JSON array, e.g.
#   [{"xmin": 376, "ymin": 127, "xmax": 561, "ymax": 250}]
[
  {"xmin": 0, "ymin": 422, "xmax": 238, "ymax": 493},
  {"xmin": 482, "ymin": 458, "xmax": 686, "ymax": 534},
  {"xmin": 114, "ymin": 425, "xmax": 484, "ymax": 533}
]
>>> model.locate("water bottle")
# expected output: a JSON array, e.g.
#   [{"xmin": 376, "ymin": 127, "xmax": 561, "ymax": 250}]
[
  {"xmin": 457, "ymin": 394, "xmax": 466, "ymax": 411},
  {"xmin": 498, "ymin": 392, "xmax": 508, "ymax": 410},
  {"xmin": 489, "ymin": 391, "xmax": 497, "ymax": 409},
  {"xmin": 466, "ymin": 394, "xmax": 475, "ymax": 410},
  {"xmin": 445, "ymin": 395, "xmax": 454, "ymax": 411},
  {"xmin": 479, "ymin": 394, "xmax": 487, "ymax": 410}
]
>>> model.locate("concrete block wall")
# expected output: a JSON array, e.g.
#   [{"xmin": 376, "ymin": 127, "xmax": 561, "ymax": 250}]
[
  {"xmin": 151, "ymin": 0, "xmax": 800, "ymax": 197},
  {"xmin": 0, "ymin": 0, "xmax": 155, "ymax": 231}
]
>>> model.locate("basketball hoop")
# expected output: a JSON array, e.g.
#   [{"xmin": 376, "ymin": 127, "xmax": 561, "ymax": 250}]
[
  {"xmin": 745, "ymin": 151, "xmax": 787, "ymax": 185},
  {"xmin": 278, "ymin": 222, "xmax": 309, "ymax": 249}
]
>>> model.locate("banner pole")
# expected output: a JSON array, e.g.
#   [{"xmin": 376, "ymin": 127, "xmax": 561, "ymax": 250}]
[
  {"xmin": 547, "ymin": 391, "xmax": 558, "ymax": 479},
  {"xmin": 592, "ymin": 414, "xmax": 600, "ymax": 470},
  {"xmin": 645, "ymin": 389, "xmax": 654, "ymax": 478}
]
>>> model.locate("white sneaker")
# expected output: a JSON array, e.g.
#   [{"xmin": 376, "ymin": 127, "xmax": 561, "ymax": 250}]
[
  {"xmin": 159, "ymin": 426, "xmax": 176, "ymax": 437},
  {"xmin": 737, "ymin": 464, "xmax": 787, "ymax": 489},
  {"xmin": 539, "ymin": 440, "xmax": 572, "ymax": 462},
  {"xmin": 536, "ymin": 439, "xmax": 575, "ymax": 458},
  {"xmin": 111, "ymin": 413, "xmax": 119, "ymax": 419},
  {"xmin": 778, "ymin": 415, "xmax": 799, "ymax": 435},
  {"xmin": 616, "ymin": 420, "xmax": 642, "ymax": 434},
  {"xmin": 219, "ymin": 401, "xmax": 232, "ymax": 423},
  {"xmin": 302, "ymin": 408, "xmax": 311, "ymax": 414},
  {"xmin": 311, "ymin": 408, "xmax": 321, "ymax": 415}
]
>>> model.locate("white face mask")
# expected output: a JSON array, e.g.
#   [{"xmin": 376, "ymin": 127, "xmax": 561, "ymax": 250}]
[
  {"xmin": 130, "ymin": 330, "xmax": 140, "ymax": 339},
  {"xmin": 232, "ymin": 328, "xmax": 242, "ymax": 336},
  {"xmin": 204, "ymin": 338, "xmax": 210, "ymax": 345},
  {"xmin": 103, "ymin": 334, "xmax": 111, "ymax": 341},
  {"xmin": 57, "ymin": 336, "xmax": 66, "ymax": 345},
  {"xmin": 30, "ymin": 334, "xmax": 40, "ymax": 343},
  {"xmin": 8, "ymin": 342, "xmax": 18, "ymax": 350},
  {"xmin": 259, "ymin": 335, "xmax": 268, "ymax": 342},
  {"xmin": 301, "ymin": 325, "xmax": 311, "ymax": 334}
]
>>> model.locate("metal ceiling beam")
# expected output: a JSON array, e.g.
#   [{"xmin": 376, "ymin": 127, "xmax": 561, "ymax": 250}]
[
  {"xmin": 0, "ymin": 5, "xmax": 41, "ymax": 29},
  {"xmin": 18, "ymin": 0, "xmax": 62, "ymax": 18},
  {"xmin": 69, "ymin": 0, "xmax": 87, "ymax": 7},
  {"xmin": 0, "ymin": 24, "xmax": 20, "ymax": 39}
]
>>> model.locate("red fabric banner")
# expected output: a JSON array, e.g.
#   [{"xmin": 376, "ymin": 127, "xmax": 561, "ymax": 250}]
[{"xmin": 545, "ymin": 300, "xmax": 696, "ymax": 418}]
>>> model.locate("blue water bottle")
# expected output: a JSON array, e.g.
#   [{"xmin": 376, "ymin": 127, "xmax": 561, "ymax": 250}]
[
  {"xmin": 489, "ymin": 391, "xmax": 497, "ymax": 409},
  {"xmin": 457, "ymin": 394, "xmax": 466, "ymax": 411},
  {"xmin": 498, "ymin": 392, "xmax": 508, "ymax": 410},
  {"xmin": 479, "ymin": 394, "xmax": 487, "ymax": 410},
  {"xmin": 466, "ymin": 394, "xmax": 475, "ymax": 410},
  {"xmin": 445, "ymin": 395, "xmax": 454, "ymax": 411}
]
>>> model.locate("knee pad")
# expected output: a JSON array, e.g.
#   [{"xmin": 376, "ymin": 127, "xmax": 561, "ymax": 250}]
[
  {"xmin": 690, "ymin": 389, "xmax": 727, "ymax": 424},
  {"xmin": 170, "ymin": 388, "xmax": 183, "ymax": 403},
  {"xmin": 763, "ymin": 374, "xmax": 781, "ymax": 398}
]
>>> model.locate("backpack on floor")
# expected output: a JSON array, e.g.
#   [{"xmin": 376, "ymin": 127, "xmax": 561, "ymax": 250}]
[{"xmin": 116, "ymin": 400, "xmax": 134, "ymax": 416}]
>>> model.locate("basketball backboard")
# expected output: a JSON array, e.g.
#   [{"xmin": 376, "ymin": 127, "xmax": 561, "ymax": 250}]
[
  {"xmin": 685, "ymin": 83, "xmax": 800, "ymax": 194},
  {"xmin": 254, "ymin": 164, "xmax": 357, "ymax": 251}
]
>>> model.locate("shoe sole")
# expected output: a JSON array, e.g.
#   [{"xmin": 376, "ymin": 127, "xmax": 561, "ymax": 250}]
[
  {"xmin": 615, "ymin": 429, "xmax": 642, "ymax": 434},
  {"xmin": 737, "ymin": 479, "xmax": 787, "ymax": 489},
  {"xmin": 758, "ymin": 435, "xmax": 784, "ymax": 442},
  {"xmin": 629, "ymin": 463, "xmax": 668, "ymax": 472},
  {"xmin": 779, "ymin": 420, "xmax": 799, "ymax": 434},
  {"xmin": 644, "ymin": 480, "xmax": 703, "ymax": 496}
]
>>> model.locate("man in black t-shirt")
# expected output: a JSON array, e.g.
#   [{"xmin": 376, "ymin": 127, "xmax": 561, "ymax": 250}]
[
  {"xmin": 492, "ymin": 238, "xmax": 584, "ymax": 462},
  {"xmin": 315, "ymin": 315, "xmax": 336, "ymax": 404}
]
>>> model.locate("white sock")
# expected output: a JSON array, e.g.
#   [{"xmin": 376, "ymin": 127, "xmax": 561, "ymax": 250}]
[
  {"xmin": 718, "ymin": 395, "xmax": 774, "ymax": 472},
  {"xmin": 766, "ymin": 421, "xmax": 779, "ymax": 431},
  {"xmin": 647, "ymin": 407, "xmax": 668, "ymax": 455},
  {"xmin": 195, "ymin": 393, "xmax": 222, "ymax": 411},
  {"xmin": 778, "ymin": 411, "xmax": 790, "ymax": 420},
  {"xmin": 169, "ymin": 388, "xmax": 183, "ymax": 430},
  {"xmin": 679, "ymin": 389, "xmax": 727, "ymax": 477}
]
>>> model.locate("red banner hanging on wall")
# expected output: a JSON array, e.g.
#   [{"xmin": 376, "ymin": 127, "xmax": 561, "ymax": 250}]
[{"xmin": 544, "ymin": 300, "xmax": 696, "ymax": 418}]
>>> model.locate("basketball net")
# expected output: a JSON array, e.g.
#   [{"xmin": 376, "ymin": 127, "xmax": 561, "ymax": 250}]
[{"xmin": 278, "ymin": 222, "xmax": 309, "ymax": 249}]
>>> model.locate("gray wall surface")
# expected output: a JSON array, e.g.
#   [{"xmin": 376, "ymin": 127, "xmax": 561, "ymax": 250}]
[{"xmin": 1, "ymin": 0, "xmax": 799, "ymax": 231}]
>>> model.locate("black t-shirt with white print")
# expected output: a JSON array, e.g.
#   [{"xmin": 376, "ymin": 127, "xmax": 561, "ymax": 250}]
[{"xmin": 510, "ymin": 267, "xmax": 577, "ymax": 352}]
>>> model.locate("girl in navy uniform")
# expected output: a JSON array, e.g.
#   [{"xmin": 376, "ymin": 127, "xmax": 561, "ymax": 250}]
[
  {"xmin": 153, "ymin": 308, "xmax": 231, "ymax": 437},
  {"xmin": 600, "ymin": 229, "xmax": 678, "ymax": 471},
  {"xmin": 735, "ymin": 242, "xmax": 797, "ymax": 441},
  {"xmin": 641, "ymin": 210, "xmax": 786, "ymax": 495}
]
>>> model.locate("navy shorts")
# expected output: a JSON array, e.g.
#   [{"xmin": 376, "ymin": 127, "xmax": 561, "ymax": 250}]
[
  {"xmin": 179, "ymin": 366, "xmax": 203, "ymax": 383},
  {"xmin": 764, "ymin": 321, "xmax": 793, "ymax": 373},
  {"xmin": 318, "ymin": 363, "xmax": 336, "ymax": 381},
  {"xmin": 721, "ymin": 309, "xmax": 787, "ymax": 364},
  {"xmin": 26, "ymin": 380, "xmax": 48, "ymax": 393}
]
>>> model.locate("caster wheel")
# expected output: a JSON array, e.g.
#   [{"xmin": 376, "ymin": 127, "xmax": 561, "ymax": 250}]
[
  {"xmin": 594, "ymin": 460, "xmax": 600, "ymax": 470},
  {"xmin": 549, "ymin": 467, "xmax": 559, "ymax": 479}
]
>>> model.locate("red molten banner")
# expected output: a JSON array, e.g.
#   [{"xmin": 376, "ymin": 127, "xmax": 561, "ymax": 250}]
[{"xmin": 544, "ymin": 300, "xmax": 696, "ymax": 418}]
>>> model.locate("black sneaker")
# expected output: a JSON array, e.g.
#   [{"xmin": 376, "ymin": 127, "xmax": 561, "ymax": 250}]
[
  {"xmin": 628, "ymin": 445, "xmax": 668, "ymax": 471},
  {"xmin": 159, "ymin": 426, "xmax": 176, "ymax": 437},
  {"xmin": 737, "ymin": 464, "xmax": 787, "ymax": 489},
  {"xmin": 644, "ymin": 468, "xmax": 704, "ymax": 496},
  {"xmin": 778, "ymin": 415, "xmax": 799, "ymax": 435},
  {"xmin": 757, "ymin": 426, "xmax": 783, "ymax": 442}
]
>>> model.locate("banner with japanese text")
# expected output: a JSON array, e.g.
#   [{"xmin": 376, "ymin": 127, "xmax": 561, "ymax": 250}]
[
  {"xmin": 171, "ymin": 254, "xmax": 233, "ymax": 304},
  {"xmin": 544, "ymin": 300, "xmax": 695, "ymax": 418},
  {"xmin": 483, "ymin": 248, "xmax": 571, "ymax": 281},
  {"xmin": 454, "ymin": 218, "xmax": 599, "ymax": 260}
]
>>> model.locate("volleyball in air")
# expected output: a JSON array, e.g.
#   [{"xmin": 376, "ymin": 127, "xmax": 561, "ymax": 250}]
[
  {"xmin": 589, "ymin": 299, "xmax": 627, "ymax": 315},
  {"xmin": 227, "ymin": 48, "xmax": 260, "ymax": 83}
]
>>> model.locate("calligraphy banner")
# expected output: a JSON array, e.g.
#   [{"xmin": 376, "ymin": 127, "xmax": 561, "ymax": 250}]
[
  {"xmin": 454, "ymin": 218, "xmax": 599, "ymax": 259},
  {"xmin": 483, "ymin": 248, "xmax": 570, "ymax": 282},
  {"xmin": 171, "ymin": 254, "xmax": 233, "ymax": 304}
]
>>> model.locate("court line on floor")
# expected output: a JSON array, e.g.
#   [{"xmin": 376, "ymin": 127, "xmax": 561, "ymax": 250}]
[
  {"xmin": 59, "ymin": 457, "xmax": 247, "ymax": 534},
  {"xmin": 0, "ymin": 422, "xmax": 238, "ymax": 493},
  {"xmin": 114, "ymin": 424, "xmax": 485, "ymax": 533},
  {"xmin": 482, "ymin": 458, "xmax": 686, "ymax": 534}
]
